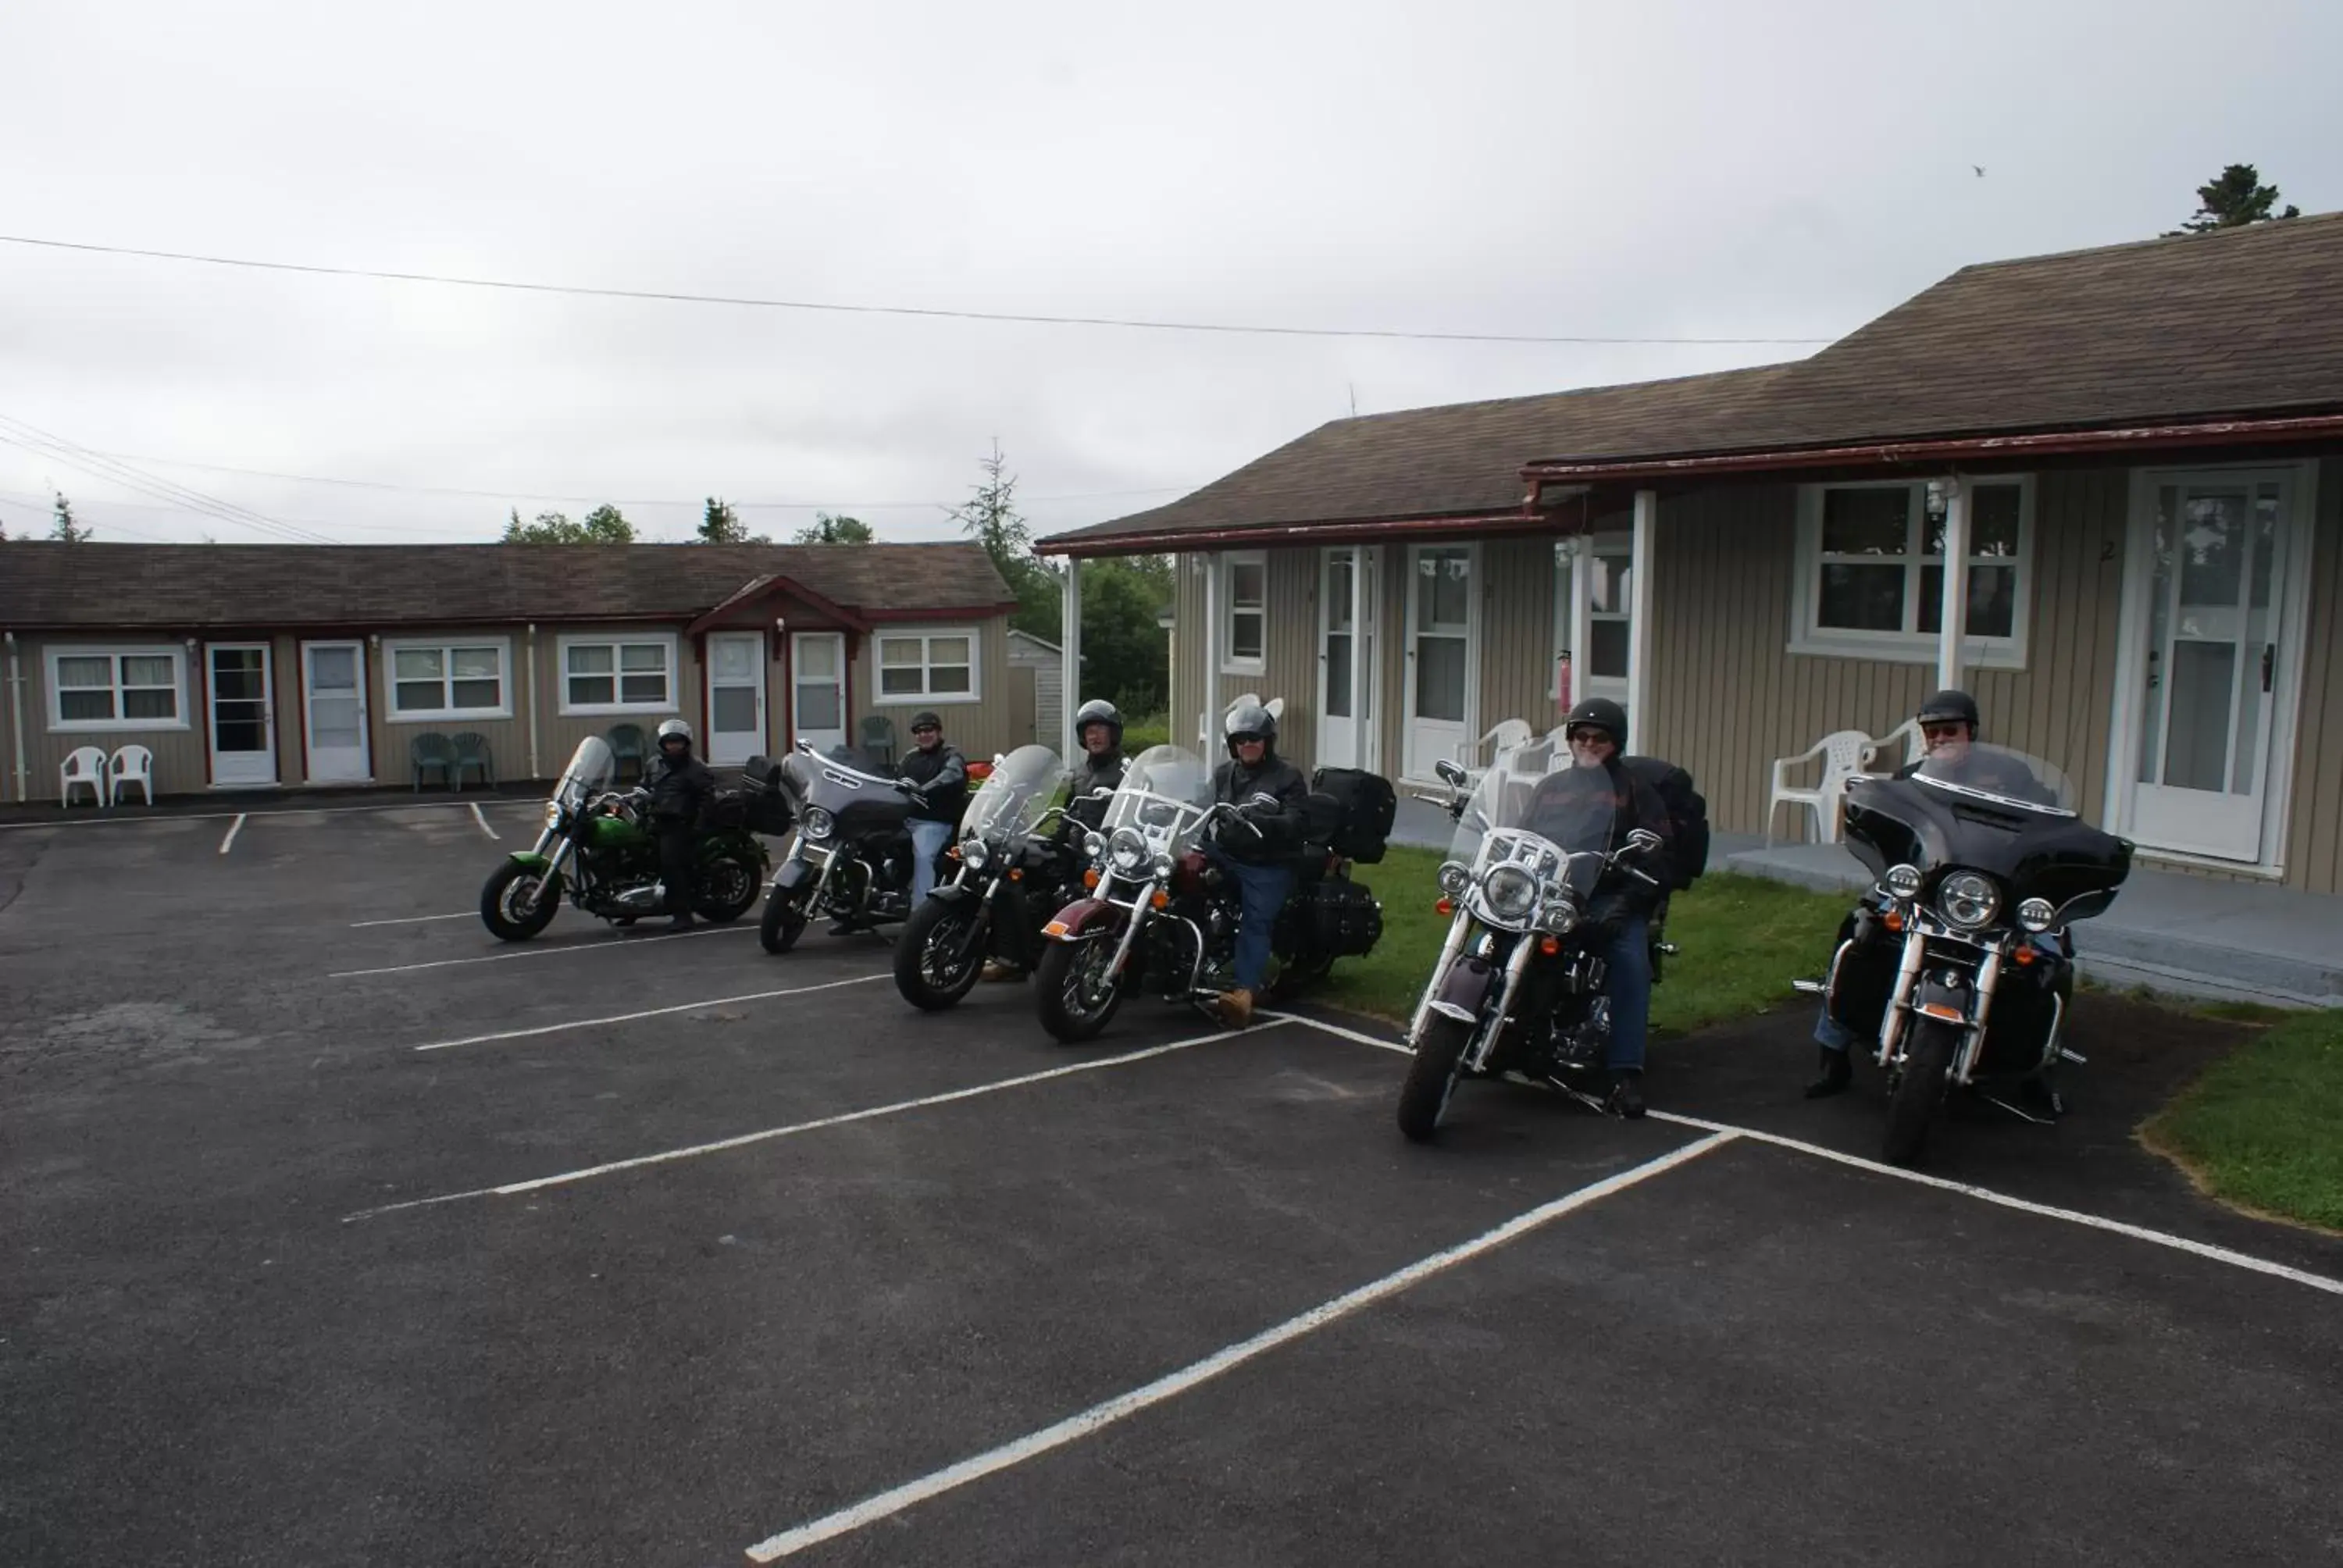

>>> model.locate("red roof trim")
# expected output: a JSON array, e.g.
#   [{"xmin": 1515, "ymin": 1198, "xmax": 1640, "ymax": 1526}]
[
  {"xmin": 1036, "ymin": 508, "xmax": 1550, "ymax": 559},
  {"xmin": 686, "ymin": 573, "xmax": 871, "ymax": 636}
]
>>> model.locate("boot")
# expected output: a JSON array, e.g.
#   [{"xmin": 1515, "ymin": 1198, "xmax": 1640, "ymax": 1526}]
[
  {"xmin": 1609, "ymin": 1068, "xmax": 1646, "ymax": 1119},
  {"xmin": 980, "ymin": 960, "xmax": 1025, "ymax": 983},
  {"xmin": 1216, "ymin": 988, "xmax": 1255, "ymax": 1029},
  {"xmin": 667, "ymin": 910, "xmax": 697, "ymax": 932},
  {"xmin": 828, "ymin": 918, "xmax": 859, "ymax": 937},
  {"xmin": 1804, "ymin": 1045, "xmax": 1853, "ymax": 1099}
]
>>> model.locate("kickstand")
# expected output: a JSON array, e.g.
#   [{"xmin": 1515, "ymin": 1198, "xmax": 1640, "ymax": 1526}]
[{"xmin": 1981, "ymin": 1092, "xmax": 2053, "ymax": 1125}]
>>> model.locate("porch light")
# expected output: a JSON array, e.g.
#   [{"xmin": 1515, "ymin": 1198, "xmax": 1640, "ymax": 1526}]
[{"xmin": 1925, "ymin": 481, "xmax": 1948, "ymax": 520}]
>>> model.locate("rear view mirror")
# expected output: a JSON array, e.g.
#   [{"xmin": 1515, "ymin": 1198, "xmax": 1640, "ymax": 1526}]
[
  {"xmin": 1089, "ymin": 786, "xmax": 1115, "ymax": 800},
  {"xmin": 1434, "ymin": 760, "xmax": 1467, "ymax": 787}
]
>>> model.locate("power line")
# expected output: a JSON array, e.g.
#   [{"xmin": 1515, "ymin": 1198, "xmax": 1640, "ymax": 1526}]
[
  {"xmin": 0, "ymin": 232, "xmax": 1836, "ymax": 347},
  {"xmin": 0, "ymin": 415, "xmax": 341, "ymax": 544}
]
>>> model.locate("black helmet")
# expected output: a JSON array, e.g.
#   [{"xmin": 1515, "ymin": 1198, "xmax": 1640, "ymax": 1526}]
[
  {"xmin": 910, "ymin": 711, "xmax": 943, "ymax": 734},
  {"xmin": 1562, "ymin": 697, "xmax": 1628, "ymax": 751},
  {"xmin": 1074, "ymin": 698, "xmax": 1122, "ymax": 750},
  {"xmin": 1223, "ymin": 700, "xmax": 1276, "ymax": 757},
  {"xmin": 656, "ymin": 718, "xmax": 694, "ymax": 748},
  {"xmin": 1915, "ymin": 689, "xmax": 1981, "ymax": 735}
]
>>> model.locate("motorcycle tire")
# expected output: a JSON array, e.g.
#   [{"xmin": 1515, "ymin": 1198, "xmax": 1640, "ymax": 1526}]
[
  {"xmin": 759, "ymin": 888, "xmax": 809, "ymax": 954},
  {"xmin": 694, "ymin": 853, "xmax": 763, "ymax": 925},
  {"xmin": 480, "ymin": 861, "xmax": 560, "ymax": 943},
  {"xmin": 1036, "ymin": 937, "xmax": 1125, "ymax": 1044},
  {"xmin": 893, "ymin": 898, "xmax": 989, "ymax": 1012},
  {"xmin": 1396, "ymin": 1013, "xmax": 1473, "ymax": 1143},
  {"xmin": 1883, "ymin": 1018, "xmax": 1958, "ymax": 1167}
]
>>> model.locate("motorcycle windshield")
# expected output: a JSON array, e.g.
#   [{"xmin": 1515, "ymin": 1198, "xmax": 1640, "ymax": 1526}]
[
  {"xmin": 554, "ymin": 736, "xmax": 617, "ymax": 810},
  {"xmin": 1447, "ymin": 743, "xmax": 1619, "ymax": 895},
  {"xmin": 962, "ymin": 744, "xmax": 1065, "ymax": 841},
  {"xmin": 1910, "ymin": 743, "xmax": 2077, "ymax": 816},
  {"xmin": 1103, "ymin": 744, "xmax": 1215, "ymax": 854}
]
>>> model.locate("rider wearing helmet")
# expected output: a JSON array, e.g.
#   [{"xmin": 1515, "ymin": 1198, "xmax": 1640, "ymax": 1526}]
[
  {"xmin": 1206, "ymin": 700, "xmax": 1310, "ymax": 1028},
  {"xmin": 1520, "ymin": 697, "xmax": 1674, "ymax": 1117},
  {"xmin": 1068, "ymin": 698, "xmax": 1128, "ymax": 809},
  {"xmin": 896, "ymin": 710, "xmax": 968, "ymax": 911},
  {"xmin": 644, "ymin": 718, "xmax": 716, "ymax": 930}
]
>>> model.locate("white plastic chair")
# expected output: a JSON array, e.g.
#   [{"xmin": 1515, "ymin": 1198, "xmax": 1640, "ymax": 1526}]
[
  {"xmin": 1765, "ymin": 729, "xmax": 1878, "ymax": 846},
  {"xmin": 60, "ymin": 746, "xmax": 109, "ymax": 809},
  {"xmin": 1872, "ymin": 717, "xmax": 1927, "ymax": 772},
  {"xmin": 1456, "ymin": 718, "xmax": 1534, "ymax": 779},
  {"xmin": 110, "ymin": 743, "xmax": 155, "ymax": 805}
]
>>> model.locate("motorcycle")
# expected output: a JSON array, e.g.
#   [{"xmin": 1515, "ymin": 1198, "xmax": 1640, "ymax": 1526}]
[
  {"xmin": 892, "ymin": 743, "xmax": 1090, "ymax": 1011},
  {"xmin": 1032, "ymin": 743, "xmax": 1384, "ymax": 1043},
  {"xmin": 479, "ymin": 735, "xmax": 768, "ymax": 941},
  {"xmin": 1395, "ymin": 747, "xmax": 1669, "ymax": 1142},
  {"xmin": 754, "ymin": 741, "xmax": 934, "ymax": 954},
  {"xmin": 1802, "ymin": 743, "xmax": 2131, "ymax": 1165}
]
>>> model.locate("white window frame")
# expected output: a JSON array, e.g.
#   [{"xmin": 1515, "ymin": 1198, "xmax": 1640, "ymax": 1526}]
[
  {"xmin": 556, "ymin": 633, "xmax": 679, "ymax": 717},
  {"xmin": 45, "ymin": 645, "xmax": 191, "ymax": 733},
  {"xmin": 873, "ymin": 625, "xmax": 982, "ymax": 704},
  {"xmin": 382, "ymin": 636, "xmax": 513, "ymax": 723},
  {"xmin": 1788, "ymin": 476, "xmax": 2034, "ymax": 670},
  {"xmin": 1220, "ymin": 551, "xmax": 1268, "ymax": 675}
]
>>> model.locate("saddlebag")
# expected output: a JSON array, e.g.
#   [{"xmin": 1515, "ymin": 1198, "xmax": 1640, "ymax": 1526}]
[
  {"xmin": 700, "ymin": 789, "xmax": 751, "ymax": 832},
  {"xmin": 1281, "ymin": 875, "xmax": 1383, "ymax": 960},
  {"xmin": 1622, "ymin": 755, "xmax": 1710, "ymax": 888},
  {"xmin": 1310, "ymin": 767, "xmax": 1397, "ymax": 864},
  {"xmin": 737, "ymin": 786, "xmax": 795, "ymax": 837}
]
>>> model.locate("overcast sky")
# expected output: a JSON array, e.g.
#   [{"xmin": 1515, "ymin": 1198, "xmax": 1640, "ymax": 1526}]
[{"xmin": 1, "ymin": 0, "xmax": 2334, "ymax": 548}]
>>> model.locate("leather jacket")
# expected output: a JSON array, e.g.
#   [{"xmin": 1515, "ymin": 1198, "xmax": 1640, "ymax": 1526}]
[
  {"xmin": 1211, "ymin": 751, "xmax": 1309, "ymax": 864},
  {"xmin": 644, "ymin": 750, "xmax": 716, "ymax": 826}
]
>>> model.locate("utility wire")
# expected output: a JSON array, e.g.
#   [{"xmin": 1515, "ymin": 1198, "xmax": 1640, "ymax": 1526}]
[
  {"xmin": 0, "ymin": 233, "xmax": 1835, "ymax": 347},
  {"xmin": 0, "ymin": 415, "xmax": 341, "ymax": 544}
]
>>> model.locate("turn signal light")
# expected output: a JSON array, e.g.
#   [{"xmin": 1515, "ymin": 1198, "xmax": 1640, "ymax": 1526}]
[
  {"xmin": 1007, "ymin": 869, "xmax": 1023, "ymax": 882},
  {"xmin": 1042, "ymin": 920, "xmax": 1070, "ymax": 938},
  {"xmin": 2013, "ymin": 945, "xmax": 2036, "ymax": 967},
  {"xmin": 1150, "ymin": 889, "xmax": 1170, "ymax": 911},
  {"xmin": 1882, "ymin": 909, "xmax": 1905, "ymax": 932},
  {"xmin": 1082, "ymin": 868, "xmax": 1100, "ymax": 889},
  {"xmin": 1538, "ymin": 936, "xmax": 1560, "ymax": 956},
  {"xmin": 1435, "ymin": 897, "xmax": 1454, "ymax": 916}
]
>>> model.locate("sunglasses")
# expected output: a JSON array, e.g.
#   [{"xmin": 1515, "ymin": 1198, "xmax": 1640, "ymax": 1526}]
[
  {"xmin": 1566, "ymin": 728, "xmax": 1614, "ymax": 745},
  {"xmin": 911, "ymin": 726, "xmax": 940, "ymax": 736},
  {"xmin": 1922, "ymin": 722, "xmax": 1968, "ymax": 739}
]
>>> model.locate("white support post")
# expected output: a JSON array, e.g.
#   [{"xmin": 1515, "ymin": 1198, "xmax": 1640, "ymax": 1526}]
[
  {"xmin": 1627, "ymin": 489, "xmax": 1657, "ymax": 750},
  {"xmin": 1060, "ymin": 557, "xmax": 1083, "ymax": 759},
  {"xmin": 1937, "ymin": 476, "xmax": 1968, "ymax": 692},
  {"xmin": 1199, "ymin": 552, "xmax": 1220, "ymax": 747},
  {"xmin": 1569, "ymin": 534, "xmax": 1593, "ymax": 722}
]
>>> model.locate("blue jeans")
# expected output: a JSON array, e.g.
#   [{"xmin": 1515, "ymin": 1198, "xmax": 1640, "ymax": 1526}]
[
  {"xmin": 1206, "ymin": 846, "xmax": 1293, "ymax": 992},
  {"xmin": 1603, "ymin": 914, "xmax": 1653, "ymax": 1072},
  {"xmin": 908, "ymin": 818, "xmax": 953, "ymax": 902},
  {"xmin": 1814, "ymin": 929, "xmax": 2072, "ymax": 1053}
]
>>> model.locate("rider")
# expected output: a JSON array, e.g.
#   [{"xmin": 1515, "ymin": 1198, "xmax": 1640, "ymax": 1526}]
[
  {"xmin": 644, "ymin": 718, "xmax": 715, "ymax": 931},
  {"xmin": 895, "ymin": 711, "xmax": 968, "ymax": 913},
  {"xmin": 1803, "ymin": 688, "xmax": 2059, "ymax": 1096},
  {"xmin": 1207, "ymin": 700, "xmax": 1309, "ymax": 1030},
  {"xmin": 982, "ymin": 698, "xmax": 1128, "ymax": 985},
  {"xmin": 1518, "ymin": 697, "xmax": 1673, "ymax": 1118}
]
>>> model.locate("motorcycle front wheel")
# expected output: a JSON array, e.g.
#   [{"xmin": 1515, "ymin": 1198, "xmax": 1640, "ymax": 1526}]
[
  {"xmin": 894, "ymin": 898, "xmax": 989, "ymax": 1012},
  {"xmin": 480, "ymin": 861, "xmax": 561, "ymax": 943},
  {"xmin": 1883, "ymin": 1018, "xmax": 1958, "ymax": 1167},
  {"xmin": 1396, "ymin": 1013, "xmax": 1473, "ymax": 1143},
  {"xmin": 1036, "ymin": 936, "xmax": 1125, "ymax": 1043},
  {"xmin": 694, "ymin": 852, "xmax": 763, "ymax": 924},
  {"xmin": 759, "ymin": 886, "xmax": 810, "ymax": 954}
]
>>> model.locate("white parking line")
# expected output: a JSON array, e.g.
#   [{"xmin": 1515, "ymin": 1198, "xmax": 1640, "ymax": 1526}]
[
  {"xmin": 1266, "ymin": 1012, "xmax": 2343, "ymax": 1300},
  {"xmin": 0, "ymin": 797, "xmax": 544, "ymax": 832},
  {"xmin": 217, "ymin": 814, "xmax": 246, "ymax": 856},
  {"xmin": 328, "ymin": 923, "xmax": 754, "ymax": 978},
  {"xmin": 470, "ymin": 803, "xmax": 499, "ymax": 840},
  {"xmin": 344, "ymin": 1018, "xmax": 1265, "ymax": 1222},
  {"xmin": 741, "ymin": 1131, "xmax": 1739, "ymax": 1562},
  {"xmin": 349, "ymin": 912, "xmax": 475, "ymax": 929},
  {"xmin": 412, "ymin": 971, "xmax": 890, "ymax": 1052}
]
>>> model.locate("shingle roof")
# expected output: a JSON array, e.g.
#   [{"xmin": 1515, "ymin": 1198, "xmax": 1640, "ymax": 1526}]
[
  {"xmin": 1047, "ymin": 212, "xmax": 2343, "ymax": 550},
  {"xmin": 0, "ymin": 541, "xmax": 1014, "ymax": 629}
]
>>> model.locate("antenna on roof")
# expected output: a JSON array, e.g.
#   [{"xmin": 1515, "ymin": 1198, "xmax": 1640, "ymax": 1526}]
[{"xmin": 1348, "ymin": 382, "xmax": 1358, "ymax": 417}]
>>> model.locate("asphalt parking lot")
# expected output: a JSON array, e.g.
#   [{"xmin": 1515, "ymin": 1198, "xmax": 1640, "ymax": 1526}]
[{"xmin": 4, "ymin": 800, "xmax": 2341, "ymax": 1567}]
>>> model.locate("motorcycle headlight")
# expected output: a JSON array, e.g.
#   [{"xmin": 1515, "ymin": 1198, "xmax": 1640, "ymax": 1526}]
[
  {"xmin": 1885, "ymin": 863, "xmax": 1924, "ymax": 900},
  {"xmin": 960, "ymin": 835, "xmax": 990, "ymax": 871},
  {"xmin": 1154, "ymin": 855, "xmax": 1175, "ymax": 880},
  {"xmin": 2017, "ymin": 896, "xmax": 2056, "ymax": 933},
  {"xmin": 1481, "ymin": 864, "xmax": 1539, "ymax": 924},
  {"xmin": 1107, "ymin": 827, "xmax": 1148, "ymax": 874},
  {"xmin": 1436, "ymin": 861, "xmax": 1470, "ymax": 897},
  {"xmin": 1538, "ymin": 889, "xmax": 1582, "ymax": 935},
  {"xmin": 802, "ymin": 806, "xmax": 836, "ymax": 842},
  {"xmin": 544, "ymin": 800, "xmax": 564, "ymax": 829},
  {"xmin": 1939, "ymin": 871, "xmax": 2000, "ymax": 929},
  {"xmin": 1083, "ymin": 831, "xmax": 1106, "ymax": 861}
]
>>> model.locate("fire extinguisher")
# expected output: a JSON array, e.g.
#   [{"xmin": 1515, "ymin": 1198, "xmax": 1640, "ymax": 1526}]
[{"xmin": 1557, "ymin": 649, "xmax": 1572, "ymax": 709}]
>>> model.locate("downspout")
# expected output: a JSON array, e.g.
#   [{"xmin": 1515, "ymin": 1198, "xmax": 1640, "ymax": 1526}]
[
  {"xmin": 1200, "ymin": 552, "xmax": 1220, "ymax": 747},
  {"xmin": 525, "ymin": 624, "xmax": 541, "ymax": 782},
  {"xmin": 1934, "ymin": 478, "xmax": 1969, "ymax": 691},
  {"xmin": 1627, "ymin": 489, "xmax": 1657, "ymax": 747},
  {"xmin": 5, "ymin": 632, "xmax": 25, "ymax": 803}
]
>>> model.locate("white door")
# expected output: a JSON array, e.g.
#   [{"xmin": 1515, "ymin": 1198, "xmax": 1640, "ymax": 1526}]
[
  {"xmin": 1318, "ymin": 547, "xmax": 1361, "ymax": 770},
  {"xmin": 207, "ymin": 643, "xmax": 277, "ymax": 786},
  {"xmin": 301, "ymin": 641, "xmax": 369, "ymax": 783},
  {"xmin": 790, "ymin": 632, "xmax": 847, "ymax": 756},
  {"xmin": 2124, "ymin": 471, "xmax": 2298, "ymax": 862},
  {"xmin": 705, "ymin": 632, "xmax": 766, "ymax": 766},
  {"xmin": 1403, "ymin": 544, "xmax": 1475, "ymax": 782}
]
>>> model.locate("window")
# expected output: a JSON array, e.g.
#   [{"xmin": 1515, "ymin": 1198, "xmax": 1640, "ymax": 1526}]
[
  {"xmin": 1221, "ymin": 552, "xmax": 1266, "ymax": 672},
  {"xmin": 47, "ymin": 647, "xmax": 187, "ymax": 732},
  {"xmin": 558, "ymin": 635, "xmax": 676, "ymax": 715},
  {"xmin": 1791, "ymin": 479, "xmax": 2031, "ymax": 667},
  {"xmin": 385, "ymin": 638, "xmax": 511, "ymax": 721},
  {"xmin": 876, "ymin": 627, "xmax": 979, "ymax": 703}
]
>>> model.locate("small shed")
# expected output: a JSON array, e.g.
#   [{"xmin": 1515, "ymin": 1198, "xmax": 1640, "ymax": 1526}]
[{"xmin": 1004, "ymin": 628, "xmax": 1065, "ymax": 750}]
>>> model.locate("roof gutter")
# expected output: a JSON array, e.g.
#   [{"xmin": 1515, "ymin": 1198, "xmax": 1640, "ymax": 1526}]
[
  {"xmin": 1519, "ymin": 412, "xmax": 2343, "ymax": 486},
  {"xmin": 1035, "ymin": 507, "xmax": 1561, "ymax": 560}
]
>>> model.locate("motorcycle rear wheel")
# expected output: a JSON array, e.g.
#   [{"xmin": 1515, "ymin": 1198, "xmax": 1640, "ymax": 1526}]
[
  {"xmin": 1036, "ymin": 937, "xmax": 1125, "ymax": 1043},
  {"xmin": 480, "ymin": 861, "xmax": 560, "ymax": 943},
  {"xmin": 1396, "ymin": 1014, "xmax": 1473, "ymax": 1143},
  {"xmin": 1883, "ymin": 1018, "xmax": 1958, "ymax": 1167},
  {"xmin": 759, "ymin": 888, "xmax": 809, "ymax": 954},
  {"xmin": 694, "ymin": 853, "xmax": 762, "ymax": 924},
  {"xmin": 894, "ymin": 898, "xmax": 988, "ymax": 1011}
]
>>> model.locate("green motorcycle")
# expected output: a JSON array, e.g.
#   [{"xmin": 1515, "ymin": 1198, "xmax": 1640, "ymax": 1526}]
[{"xmin": 479, "ymin": 736, "xmax": 769, "ymax": 942}]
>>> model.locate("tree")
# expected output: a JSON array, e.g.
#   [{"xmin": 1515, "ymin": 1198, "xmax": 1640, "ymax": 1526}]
[
  {"xmin": 792, "ymin": 511, "xmax": 873, "ymax": 544},
  {"xmin": 949, "ymin": 440, "xmax": 1061, "ymax": 640},
  {"xmin": 698, "ymin": 495, "xmax": 769, "ymax": 544},
  {"xmin": 501, "ymin": 504, "xmax": 635, "ymax": 544},
  {"xmin": 2170, "ymin": 163, "xmax": 2300, "ymax": 235},
  {"xmin": 1076, "ymin": 554, "xmax": 1174, "ymax": 716},
  {"xmin": 50, "ymin": 489, "xmax": 91, "ymax": 543}
]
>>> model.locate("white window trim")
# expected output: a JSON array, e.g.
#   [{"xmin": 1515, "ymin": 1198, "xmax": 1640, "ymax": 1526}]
[
  {"xmin": 1219, "ymin": 550, "xmax": 1268, "ymax": 675},
  {"xmin": 382, "ymin": 636, "xmax": 514, "ymax": 723},
  {"xmin": 555, "ymin": 632, "xmax": 681, "ymax": 717},
  {"xmin": 45, "ymin": 644, "xmax": 191, "ymax": 734},
  {"xmin": 1788, "ymin": 476, "xmax": 2034, "ymax": 670},
  {"xmin": 873, "ymin": 625, "xmax": 982, "ymax": 705}
]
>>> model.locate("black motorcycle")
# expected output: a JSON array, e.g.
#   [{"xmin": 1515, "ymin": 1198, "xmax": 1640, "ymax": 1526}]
[
  {"xmin": 893, "ymin": 743, "xmax": 1091, "ymax": 1010},
  {"xmin": 752, "ymin": 743, "xmax": 938, "ymax": 954},
  {"xmin": 1804, "ymin": 742, "xmax": 2131, "ymax": 1165},
  {"xmin": 1032, "ymin": 744, "xmax": 1387, "ymax": 1043},
  {"xmin": 1395, "ymin": 750, "xmax": 1671, "ymax": 1142}
]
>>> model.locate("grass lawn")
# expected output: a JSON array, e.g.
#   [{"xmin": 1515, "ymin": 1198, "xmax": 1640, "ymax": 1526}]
[
  {"xmin": 1318, "ymin": 845, "xmax": 1848, "ymax": 1038},
  {"xmin": 2143, "ymin": 1007, "xmax": 2343, "ymax": 1233}
]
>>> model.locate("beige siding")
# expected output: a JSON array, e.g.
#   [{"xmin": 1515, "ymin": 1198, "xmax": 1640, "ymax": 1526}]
[
  {"xmin": 1478, "ymin": 536, "xmax": 1559, "ymax": 743},
  {"xmin": 854, "ymin": 614, "xmax": 1020, "ymax": 762},
  {"xmin": 527, "ymin": 624, "xmax": 701, "ymax": 783},
  {"xmin": 370, "ymin": 627, "xmax": 533, "ymax": 791},
  {"xmin": 2281, "ymin": 457, "xmax": 2343, "ymax": 894},
  {"xmin": 13, "ymin": 634, "xmax": 212, "ymax": 800}
]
